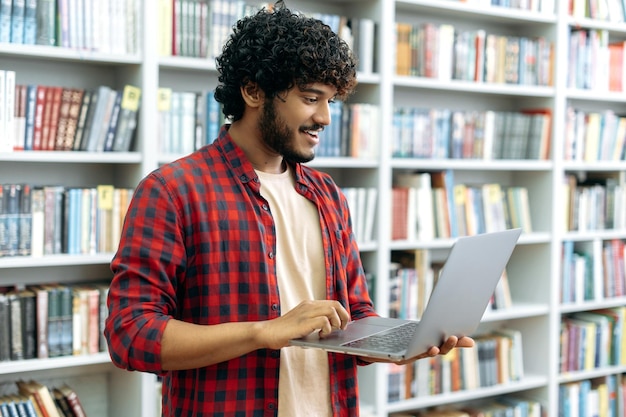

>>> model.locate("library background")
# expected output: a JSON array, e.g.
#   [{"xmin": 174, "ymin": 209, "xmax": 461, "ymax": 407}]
[{"xmin": 0, "ymin": 0, "xmax": 625, "ymax": 416}]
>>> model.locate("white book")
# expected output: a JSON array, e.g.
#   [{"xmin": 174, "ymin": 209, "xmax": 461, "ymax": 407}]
[
  {"xmin": 363, "ymin": 187, "xmax": 378, "ymax": 243},
  {"xmin": 357, "ymin": 18, "xmax": 375, "ymax": 75},
  {"xmin": 355, "ymin": 187, "xmax": 367, "ymax": 245},
  {"xmin": 437, "ymin": 24, "xmax": 455, "ymax": 81},
  {"xmin": 0, "ymin": 70, "xmax": 6, "ymax": 153},
  {"xmin": 342, "ymin": 187, "xmax": 359, "ymax": 240},
  {"xmin": 4, "ymin": 70, "xmax": 15, "ymax": 152},
  {"xmin": 180, "ymin": 91, "xmax": 197, "ymax": 154}
]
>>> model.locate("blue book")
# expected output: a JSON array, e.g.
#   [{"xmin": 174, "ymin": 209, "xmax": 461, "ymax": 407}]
[
  {"xmin": 10, "ymin": 0, "xmax": 24, "ymax": 44},
  {"xmin": 22, "ymin": 0, "xmax": 36, "ymax": 44},
  {"xmin": 205, "ymin": 89, "xmax": 221, "ymax": 145},
  {"xmin": 23, "ymin": 84, "xmax": 37, "ymax": 151},
  {"xmin": 0, "ymin": 0, "xmax": 12, "ymax": 43}
]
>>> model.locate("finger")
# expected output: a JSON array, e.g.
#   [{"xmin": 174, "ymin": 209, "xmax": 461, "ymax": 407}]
[
  {"xmin": 438, "ymin": 335, "xmax": 459, "ymax": 355},
  {"xmin": 330, "ymin": 301, "xmax": 351, "ymax": 329},
  {"xmin": 456, "ymin": 336, "xmax": 475, "ymax": 348}
]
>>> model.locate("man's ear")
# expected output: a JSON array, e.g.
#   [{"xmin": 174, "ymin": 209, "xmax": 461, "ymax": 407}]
[{"xmin": 241, "ymin": 82, "xmax": 264, "ymax": 108}]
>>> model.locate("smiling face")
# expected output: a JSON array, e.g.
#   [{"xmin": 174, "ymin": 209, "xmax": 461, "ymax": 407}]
[{"xmin": 259, "ymin": 83, "xmax": 337, "ymax": 163}]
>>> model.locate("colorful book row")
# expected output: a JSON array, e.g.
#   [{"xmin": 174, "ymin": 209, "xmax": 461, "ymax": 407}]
[
  {"xmin": 392, "ymin": 107, "xmax": 551, "ymax": 161},
  {"xmin": 0, "ymin": 71, "xmax": 142, "ymax": 153}
]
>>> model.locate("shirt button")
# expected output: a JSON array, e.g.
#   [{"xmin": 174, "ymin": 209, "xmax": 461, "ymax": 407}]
[
  {"xmin": 268, "ymin": 403, "xmax": 276, "ymax": 410},
  {"xmin": 262, "ymin": 204, "xmax": 269, "ymax": 211},
  {"xmin": 240, "ymin": 174, "xmax": 247, "ymax": 181},
  {"xmin": 268, "ymin": 252, "xmax": 274, "ymax": 259},
  {"xmin": 271, "ymin": 304, "xmax": 279, "ymax": 311}
]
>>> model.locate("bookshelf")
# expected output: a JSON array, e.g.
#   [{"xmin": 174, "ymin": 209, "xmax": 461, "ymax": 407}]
[{"xmin": 0, "ymin": 0, "xmax": 625, "ymax": 416}]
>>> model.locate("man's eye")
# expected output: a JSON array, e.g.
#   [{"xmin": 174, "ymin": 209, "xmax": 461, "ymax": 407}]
[{"xmin": 305, "ymin": 97, "xmax": 317, "ymax": 103}]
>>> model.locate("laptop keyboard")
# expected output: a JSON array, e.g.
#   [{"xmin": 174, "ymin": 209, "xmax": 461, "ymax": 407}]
[{"xmin": 342, "ymin": 321, "xmax": 419, "ymax": 353}]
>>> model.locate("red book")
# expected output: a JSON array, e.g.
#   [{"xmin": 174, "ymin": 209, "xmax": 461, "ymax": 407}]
[
  {"xmin": 32, "ymin": 85, "xmax": 47, "ymax": 151},
  {"xmin": 53, "ymin": 87, "xmax": 73, "ymax": 150},
  {"xmin": 391, "ymin": 187, "xmax": 409, "ymax": 240},
  {"xmin": 608, "ymin": 41, "xmax": 625, "ymax": 92},
  {"xmin": 44, "ymin": 86, "xmax": 63, "ymax": 150}
]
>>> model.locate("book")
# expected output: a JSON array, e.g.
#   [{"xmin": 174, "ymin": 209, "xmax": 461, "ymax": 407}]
[
  {"xmin": 0, "ymin": 0, "xmax": 11, "ymax": 43},
  {"xmin": 43, "ymin": 86, "xmax": 63, "ymax": 151},
  {"xmin": 72, "ymin": 90, "xmax": 93, "ymax": 151},
  {"xmin": 53, "ymin": 88, "xmax": 73, "ymax": 151},
  {"xmin": 22, "ymin": 85, "xmax": 37, "ymax": 151},
  {"xmin": 51, "ymin": 385, "xmax": 84, "ymax": 417},
  {"xmin": 103, "ymin": 90, "xmax": 123, "ymax": 152},
  {"xmin": 16, "ymin": 380, "xmax": 61, "ymax": 417},
  {"xmin": 0, "ymin": 290, "xmax": 10, "ymax": 361},
  {"xmin": 10, "ymin": 0, "xmax": 25, "ymax": 44},
  {"xmin": 17, "ymin": 288, "xmax": 37, "ymax": 360},
  {"xmin": 31, "ymin": 86, "xmax": 47, "ymax": 151},
  {"xmin": 82, "ymin": 85, "xmax": 114, "ymax": 152},
  {"xmin": 0, "ymin": 70, "xmax": 6, "ymax": 153},
  {"xmin": 22, "ymin": 0, "xmax": 37, "ymax": 44},
  {"xmin": 57, "ymin": 88, "xmax": 84, "ymax": 151},
  {"xmin": 4, "ymin": 70, "xmax": 16, "ymax": 153},
  {"xmin": 13, "ymin": 84, "xmax": 27, "ymax": 151},
  {"xmin": 34, "ymin": 0, "xmax": 56, "ymax": 46},
  {"xmin": 111, "ymin": 84, "xmax": 142, "ymax": 152}
]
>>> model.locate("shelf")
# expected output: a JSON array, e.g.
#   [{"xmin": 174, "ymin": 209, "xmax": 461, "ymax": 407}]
[
  {"xmin": 0, "ymin": 353, "xmax": 112, "ymax": 376},
  {"xmin": 0, "ymin": 253, "xmax": 114, "ymax": 269},
  {"xmin": 0, "ymin": 43, "xmax": 142, "ymax": 65},
  {"xmin": 384, "ymin": 375, "xmax": 549, "ymax": 413},
  {"xmin": 0, "ymin": 151, "xmax": 142, "ymax": 164},
  {"xmin": 396, "ymin": 0, "xmax": 557, "ymax": 24}
]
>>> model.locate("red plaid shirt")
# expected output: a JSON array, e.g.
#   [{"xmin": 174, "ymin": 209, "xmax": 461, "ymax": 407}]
[{"xmin": 105, "ymin": 126, "xmax": 376, "ymax": 416}]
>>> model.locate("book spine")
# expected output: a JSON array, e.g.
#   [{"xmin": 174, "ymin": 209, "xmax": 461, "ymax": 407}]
[
  {"xmin": 22, "ymin": 0, "xmax": 37, "ymax": 45},
  {"xmin": 9, "ymin": 292, "xmax": 24, "ymax": 360},
  {"xmin": 35, "ymin": 0, "xmax": 56, "ymax": 46},
  {"xmin": 0, "ymin": 0, "xmax": 12, "ymax": 43},
  {"xmin": 0, "ymin": 293, "xmax": 10, "ymax": 361},
  {"xmin": 5, "ymin": 184, "xmax": 20, "ymax": 257},
  {"xmin": 10, "ymin": 0, "xmax": 25, "ymax": 44},
  {"xmin": 20, "ymin": 290, "xmax": 36, "ymax": 359}
]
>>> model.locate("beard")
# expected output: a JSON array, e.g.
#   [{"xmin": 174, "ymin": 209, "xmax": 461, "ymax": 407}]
[{"xmin": 258, "ymin": 98, "xmax": 319, "ymax": 164}]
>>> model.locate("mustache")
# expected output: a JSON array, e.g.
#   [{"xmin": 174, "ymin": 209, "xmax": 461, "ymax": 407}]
[{"xmin": 300, "ymin": 125, "xmax": 325, "ymax": 132}]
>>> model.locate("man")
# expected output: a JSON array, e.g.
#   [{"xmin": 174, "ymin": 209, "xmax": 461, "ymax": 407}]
[{"xmin": 104, "ymin": 2, "xmax": 473, "ymax": 416}]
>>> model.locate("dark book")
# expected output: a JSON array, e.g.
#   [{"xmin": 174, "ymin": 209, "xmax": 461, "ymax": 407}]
[
  {"xmin": 56, "ymin": 385, "xmax": 86, "ymax": 417},
  {"xmin": 103, "ymin": 90, "xmax": 123, "ymax": 152},
  {"xmin": 19, "ymin": 288, "xmax": 37, "ymax": 360},
  {"xmin": 50, "ymin": 389, "xmax": 72, "ymax": 417},
  {"xmin": 57, "ymin": 285, "xmax": 72, "ymax": 356},
  {"xmin": 8, "ymin": 291, "xmax": 23, "ymax": 361},
  {"xmin": 72, "ymin": 90, "xmax": 94, "ymax": 151},
  {"xmin": 5, "ymin": 184, "xmax": 21, "ymax": 257},
  {"xmin": 44, "ymin": 285, "xmax": 62, "ymax": 358},
  {"xmin": 18, "ymin": 184, "xmax": 32, "ymax": 257},
  {"xmin": 0, "ymin": 291, "xmax": 11, "ymax": 361},
  {"xmin": 112, "ymin": 84, "xmax": 142, "ymax": 152}
]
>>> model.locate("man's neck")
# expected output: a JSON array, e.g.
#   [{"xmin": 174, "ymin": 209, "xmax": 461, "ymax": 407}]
[{"xmin": 227, "ymin": 120, "xmax": 286, "ymax": 174}]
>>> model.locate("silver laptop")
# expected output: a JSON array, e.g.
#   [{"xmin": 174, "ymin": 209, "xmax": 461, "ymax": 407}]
[{"xmin": 289, "ymin": 228, "xmax": 522, "ymax": 361}]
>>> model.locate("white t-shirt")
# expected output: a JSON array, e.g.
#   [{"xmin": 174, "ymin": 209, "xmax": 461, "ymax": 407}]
[{"xmin": 256, "ymin": 166, "xmax": 332, "ymax": 417}]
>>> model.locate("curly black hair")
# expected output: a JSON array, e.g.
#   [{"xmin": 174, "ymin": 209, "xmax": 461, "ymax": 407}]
[{"xmin": 214, "ymin": 1, "xmax": 358, "ymax": 121}]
